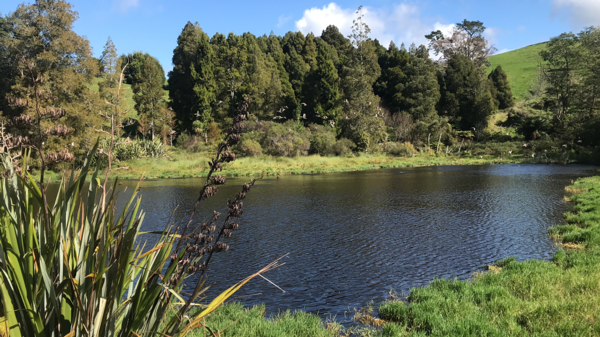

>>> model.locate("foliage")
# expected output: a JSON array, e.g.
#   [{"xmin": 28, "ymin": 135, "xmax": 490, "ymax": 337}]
[
  {"xmin": 262, "ymin": 121, "xmax": 311, "ymax": 157},
  {"xmin": 438, "ymin": 53, "xmax": 497, "ymax": 138},
  {"xmin": 236, "ymin": 137, "xmax": 263, "ymax": 157},
  {"xmin": 119, "ymin": 52, "xmax": 166, "ymax": 87},
  {"xmin": 169, "ymin": 22, "xmax": 216, "ymax": 132},
  {"xmin": 0, "ymin": 0, "xmax": 102, "ymax": 162},
  {"xmin": 488, "ymin": 66, "xmax": 515, "ymax": 109},
  {"xmin": 133, "ymin": 54, "xmax": 171, "ymax": 140}
]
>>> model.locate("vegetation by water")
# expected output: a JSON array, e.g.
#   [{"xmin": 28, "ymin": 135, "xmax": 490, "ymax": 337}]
[{"xmin": 372, "ymin": 175, "xmax": 600, "ymax": 336}]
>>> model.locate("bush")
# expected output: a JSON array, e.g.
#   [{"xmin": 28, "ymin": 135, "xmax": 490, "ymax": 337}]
[
  {"xmin": 176, "ymin": 132, "xmax": 206, "ymax": 152},
  {"xmin": 262, "ymin": 121, "xmax": 310, "ymax": 157},
  {"xmin": 332, "ymin": 138, "xmax": 355, "ymax": 156},
  {"xmin": 386, "ymin": 142, "xmax": 416, "ymax": 157},
  {"xmin": 237, "ymin": 137, "xmax": 263, "ymax": 157},
  {"xmin": 309, "ymin": 124, "xmax": 337, "ymax": 155}
]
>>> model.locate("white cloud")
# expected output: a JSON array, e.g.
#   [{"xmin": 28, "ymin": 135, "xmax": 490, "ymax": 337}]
[
  {"xmin": 552, "ymin": 0, "xmax": 600, "ymax": 27},
  {"xmin": 113, "ymin": 0, "xmax": 140, "ymax": 14},
  {"xmin": 277, "ymin": 15, "xmax": 292, "ymax": 29},
  {"xmin": 294, "ymin": 2, "xmax": 454, "ymax": 50},
  {"xmin": 483, "ymin": 27, "xmax": 500, "ymax": 46}
]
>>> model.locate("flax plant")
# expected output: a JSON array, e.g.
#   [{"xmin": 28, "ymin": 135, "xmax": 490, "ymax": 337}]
[{"xmin": 0, "ymin": 93, "xmax": 280, "ymax": 336}]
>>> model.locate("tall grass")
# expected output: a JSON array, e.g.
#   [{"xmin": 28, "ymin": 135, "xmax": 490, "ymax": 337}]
[{"xmin": 376, "ymin": 176, "xmax": 600, "ymax": 336}]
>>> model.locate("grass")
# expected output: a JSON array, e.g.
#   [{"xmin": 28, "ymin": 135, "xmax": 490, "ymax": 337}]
[
  {"xmin": 99, "ymin": 150, "xmax": 528, "ymax": 180},
  {"xmin": 375, "ymin": 175, "xmax": 600, "ymax": 336},
  {"xmin": 168, "ymin": 303, "xmax": 339, "ymax": 337},
  {"xmin": 487, "ymin": 42, "xmax": 548, "ymax": 101},
  {"xmin": 88, "ymin": 77, "xmax": 169, "ymax": 120}
]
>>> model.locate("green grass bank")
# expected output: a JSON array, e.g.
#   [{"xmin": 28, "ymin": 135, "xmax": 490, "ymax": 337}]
[
  {"xmin": 376, "ymin": 175, "xmax": 600, "ymax": 336},
  {"xmin": 95, "ymin": 151, "xmax": 529, "ymax": 180}
]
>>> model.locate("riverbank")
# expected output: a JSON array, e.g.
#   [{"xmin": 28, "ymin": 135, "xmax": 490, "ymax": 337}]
[
  {"xmin": 160, "ymin": 171, "xmax": 600, "ymax": 337},
  {"xmin": 372, "ymin": 175, "xmax": 600, "ymax": 336},
  {"xmin": 69, "ymin": 152, "xmax": 532, "ymax": 181}
]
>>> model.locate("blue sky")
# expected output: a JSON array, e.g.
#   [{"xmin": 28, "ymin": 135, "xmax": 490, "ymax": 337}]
[{"xmin": 2, "ymin": 0, "xmax": 599, "ymax": 73}]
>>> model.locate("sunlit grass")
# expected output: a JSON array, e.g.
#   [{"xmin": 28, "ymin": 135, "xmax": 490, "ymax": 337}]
[
  {"xmin": 487, "ymin": 42, "xmax": 548, "ymax": 101},
  {"xmin": 104, "ymin": 151, "xmax": 527, "ymax": 180}
]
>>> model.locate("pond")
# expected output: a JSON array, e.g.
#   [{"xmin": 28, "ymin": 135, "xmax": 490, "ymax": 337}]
[{"xmin": 116, "ymin": 164, "xmax": 596, "ymax": 322}]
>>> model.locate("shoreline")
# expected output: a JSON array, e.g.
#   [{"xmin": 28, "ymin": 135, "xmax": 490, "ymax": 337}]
[{"xmin": 44, "ymin": 153, "xmax": 537, "ymax": 181}]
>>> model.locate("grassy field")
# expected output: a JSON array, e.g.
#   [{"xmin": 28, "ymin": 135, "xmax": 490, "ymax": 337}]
[
  {"xmin": 487, "ymin": 42, "xmax": 548, "ymax": 102},
  {"xmin": 374, "ymin": 175, "xmax": 600, "ymax": 336},
  {"xmin": 97, "ymin": 151, "xmax": 528, "ymax": 180},
  {"xmin": 88, "ymin": 77, "xmax": 169, "ymax": 120}
]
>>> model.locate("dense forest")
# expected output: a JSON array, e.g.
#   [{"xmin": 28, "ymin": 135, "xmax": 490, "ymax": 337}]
[{"xmin": 1, "ymin": 1, "xmax": 600, "ymax": 168}]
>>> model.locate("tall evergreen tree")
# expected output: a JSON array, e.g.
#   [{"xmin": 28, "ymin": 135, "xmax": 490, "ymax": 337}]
[
  {"xmin": 134, "ymin": 56, "xmax": 168, "ymax": 140},
  {"xmin": 438, "ymin": 53, "xmax": 496, "ymax": 137},
  {"xmin": 304, "ymin": 44, "xmax": 342, "ymax": 126},
  {"xmin": 168, "ymin": 22, "xmax": 216, "ymax": 131},
  {"xmin": 302, "ymin": 33, "xmax": 318, "ymax": 71},
  {"xmin": 488, "ymin": 66, "xmax": 514, "ymax": 109},
  {"xmin": 320, "ymin": 25, "xmax": 352, "ymax": 68},
  {"xmin": 340, "ymin": 6, "xmax": 386, "ymax": 150}
]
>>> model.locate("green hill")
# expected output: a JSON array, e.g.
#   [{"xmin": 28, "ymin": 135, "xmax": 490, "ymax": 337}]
[
  {"xmin": 88, "ymin": 77, "xmax": 169, "ymax": 120},
  {"xmin": 487, "ymin": 42, "xmax": 547, "ymax": 101}
]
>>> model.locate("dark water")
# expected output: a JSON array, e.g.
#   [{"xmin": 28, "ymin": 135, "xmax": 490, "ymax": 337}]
[{"xmin": 115, "ymin": 164, "xmax": 595, "ymax": 321}]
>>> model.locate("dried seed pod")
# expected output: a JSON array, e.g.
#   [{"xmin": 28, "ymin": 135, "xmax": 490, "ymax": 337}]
[{"xmin": 212, "ymin": 175, "xmax": 226, "ymax": 185}]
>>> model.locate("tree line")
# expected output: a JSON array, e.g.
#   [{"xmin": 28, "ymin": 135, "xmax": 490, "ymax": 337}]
[{"xmin": 3, "ymin": 1, "xmax": 598, "ymax": 164}]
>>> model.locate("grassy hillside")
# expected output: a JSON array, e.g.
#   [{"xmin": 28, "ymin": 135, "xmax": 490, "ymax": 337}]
[
  {"xmin": 88, "ymin": 77, "xmax": 169, "ymax": 120},
  {"xmin": 488, "ymin": 42, "xmax": 547, "ymax": 101}
]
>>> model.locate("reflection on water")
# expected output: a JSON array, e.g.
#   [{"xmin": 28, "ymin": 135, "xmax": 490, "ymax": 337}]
[{"xmin": 111, "ymin": 164, "xmax": 594, "ymax": 321}]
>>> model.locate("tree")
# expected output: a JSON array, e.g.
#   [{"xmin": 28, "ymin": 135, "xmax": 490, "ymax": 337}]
[
  {"xmin": 340, "ymin": 6, "xmax": 386, "ymax": 151},
  {"xmin": 134, "ymin": 55, "xmax": 168, "ymax": 140},
  {"xmin": 304, "ymin": 44, "xmax": 342, "ymax": 127},
  {"xmin": 488, "ymin": 66, "xmax": 514, "ymax": 109},
  {"xmin": 321, "ymin": 25, "xmax": 352, "ymax": 69},
  {"xmin": 426, "ymin": 19, "xmax": 496, "ymax": 67},
  {"xmin": 540, "ymin": 32, "xmax": 581, "ymax": 125},
  {"xmin": 168, "ymin": 22, "xmax": 216, "ymax": 132},
  {"xmin": 438, "ymin": 53, "xmax": 496, "ymax": 137},
  {"xmin": 119, "ymin": 52, "xmax": 166, "ymax": 87},
  {"xmin": 2, "ymin": 0, "xmax": 102, "ymax": 161}
]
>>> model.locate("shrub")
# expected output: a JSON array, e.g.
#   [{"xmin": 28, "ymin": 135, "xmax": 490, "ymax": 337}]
[
  {"xmin": 237, "ymin": 137, "xmax": 263, "ymax": 157},
  {"xmin": 262, "ymin": 121, "xmax": 310, "ymax": 157},
  {"xmin": 332, "ymin": 138, "xmax": 356, "ymax": 156},
  {"xmin": 387, "ymin": 142, "xmax": 416, "ymax": 157},
  {"xmin": 309, "ymin": 124, "xmax": 337, "ymax": 155},
  {"xmin": 176, "ymin": 132, "xmax": 206, "ymax": 152}
]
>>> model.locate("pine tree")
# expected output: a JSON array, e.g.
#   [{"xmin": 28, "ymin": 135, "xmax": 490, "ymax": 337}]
[
  {"xmin": 302, "ymin": 33, "xmax": 318, "ymax": 71},
  {"xmin": 168, "ymin": 22, "xmax": 216, "ymax": 132},
  {"xmin": 304, "ymin": 44, "xmax": 342, "ymax": 127},
  {"xmin": 266, "ymin": 34, "xmax": 296, "ymax": 108},
  {"xmin": 488, "ymin": 66, "xmax": 514, "ymax": 109},
  {"xmin": 320, "ymin": 25, "xmax": 352, "ymax": 69},
  {"xmin": 134, "ymin": 56, "xmax": 167, "ymax": 140},
  {"xmin": 340, "ymin": 6, "xmax": 386, "ymax": 151},
  {"xmin": 439, "ymin": 53, "xmax": 496, "ymax": 137}
]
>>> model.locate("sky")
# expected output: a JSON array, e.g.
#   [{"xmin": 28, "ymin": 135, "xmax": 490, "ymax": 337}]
[{"xmin": 2, "ymin": 0, "xmax": 600, "ymax": 73}]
